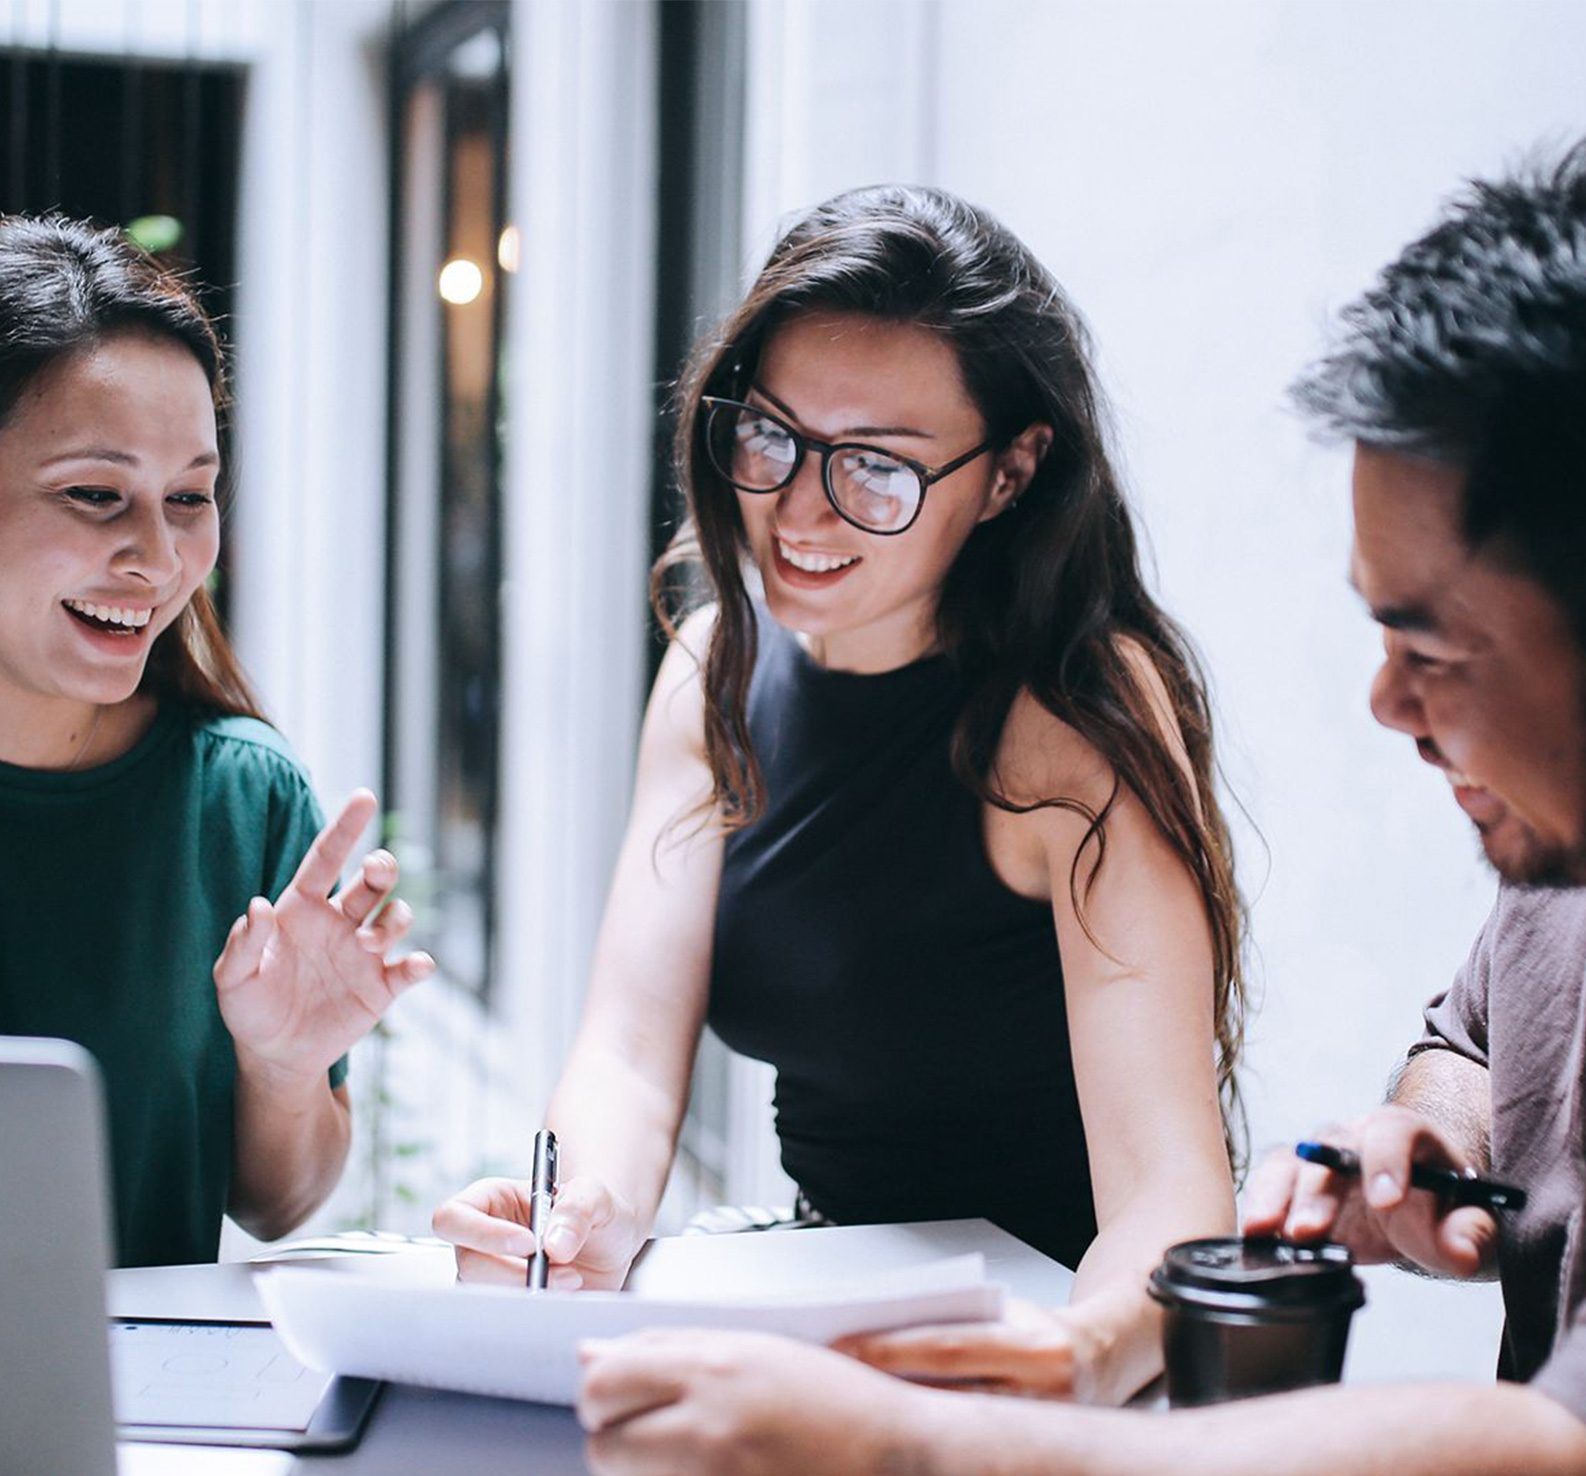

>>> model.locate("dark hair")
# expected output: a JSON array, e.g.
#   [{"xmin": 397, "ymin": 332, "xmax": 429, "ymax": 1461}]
[
  {"xmin": 0, "ymin": 213, "xmax": 263, "ymax": 720},
  {"xmin": 1291, "ymin": 139, "xmax": 1586, "ymax": 637},
  {"xmin": 655, "ymin": 183, "xmax": 1247, "ymax": 1166}
]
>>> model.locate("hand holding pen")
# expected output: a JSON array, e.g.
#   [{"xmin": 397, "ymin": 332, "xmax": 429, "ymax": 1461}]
[
  {"xmin": 1295, "ymin": 1140, "xmax": 1526, "ymax": 1212},
  {"xmin": 1241, "ymin": 1106, "xmax": 1507, "ymax": 1280},
  {"xmin": 433, "ymin": 1155, "xmax": 648, "ymax": 1290}
]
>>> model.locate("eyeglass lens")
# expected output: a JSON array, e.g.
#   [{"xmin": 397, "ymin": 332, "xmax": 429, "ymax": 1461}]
[{"xmin": 707, "ymin": 402, "xmax": 922, "ymax": 534}]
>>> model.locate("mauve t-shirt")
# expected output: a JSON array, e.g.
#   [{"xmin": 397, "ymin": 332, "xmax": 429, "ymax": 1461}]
[{"xmin": 1413, "ymin": 883, "xmax": 1586, "ymax": 1425}]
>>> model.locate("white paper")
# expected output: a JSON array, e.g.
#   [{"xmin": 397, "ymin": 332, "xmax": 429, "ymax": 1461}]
[
  {"xmin": 627, "ymin": 1219, "xmax": 1076, "ymax": 1306},
  {"xmin": 259, "ymin": 1253, "xmax": 1004, "ymax": 1407}
]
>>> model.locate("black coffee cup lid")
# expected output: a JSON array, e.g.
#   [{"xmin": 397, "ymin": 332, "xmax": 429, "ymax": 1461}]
[{"xmin": 1151, "ymin": 1236, "xmax": 1365, "ymax": 1314}]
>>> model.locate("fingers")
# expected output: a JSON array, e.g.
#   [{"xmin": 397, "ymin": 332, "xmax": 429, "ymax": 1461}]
[
  {"xmin": 1430, "ymin": 1204, "xmax": 1500, "ymax": 1277},
  {"xmin": 836, "ymin": 1322, "xmax": 982, "ymax": 1373},
  {"xmin": 835, "ymin": 1314, "xmax": 1075, "ymax": 1395},
  {"xmin": 1354, "ymin": 1113, "xmax": 1497, "ymax": 1275},
  {"xmin": 452, "ymin": 1248, "xmax": 537, "ymax": 1286},
  {"xmin": 382, "ymin": 949, "xmax": 436, "ymax": 997},
  {"xmin": 357, "ymin": 898, "xmax": 414, "ymax": 953},
  {"xmin": 352, "ymin": 890, "xmax": 434, "ymax": 1004},
  {"xmin": 1241, "ymin": 1126, "xmax": 1364, "ymax": 1245},
  {"xmin": 576, "ymin": 1334, "xmax": 694, "ymax": 1432},
  {"xmin": 1356, "ymin": 1109, "xmax": 1460, "ymax": 1206},
  {"xmin": 431, "ymin": 1178, "xmax": 537, "ymax": 1258},
  {"xmin": 1281, "ymin": 1160, "xmax": 1355, "ymax": 1242},
  {"xmin": 541, "ymin": 1177, "xmax": 616, "ymax": 1267},
  {"xmin": 338, "ymin": 849, "xmax": 401, "ymax": 929},
  {"xmin": 433, "ymin": 1174, "xmax": 633, "ymax": 1289},
  {"xmin": 586, "ymin": 1407, "xmax": 697, "ymax": 1476},
  {"xmin": 290, "ymin": 790, "xmax": 379, "ymax": 902},
  {"xmin": 212, "ymin": 897, "xmax": 275, "ymax": 990},
  {"xmin": 1240, "ymin": 1146, "xmax": 1304, "ymax": 1235},
  {"xmin": 1239, "ymin": 1110, "xmax": 1497, "ymax": 1276}
]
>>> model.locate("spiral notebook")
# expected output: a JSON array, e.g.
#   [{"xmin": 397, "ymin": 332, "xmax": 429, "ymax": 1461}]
[{"xmin": 258, "ymin": 1252, "xmax": 1004, "ymax": 1406}]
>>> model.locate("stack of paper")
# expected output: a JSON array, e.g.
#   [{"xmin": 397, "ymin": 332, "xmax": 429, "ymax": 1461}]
[{"xmin": 258, "ymin": 1253, "xmax": 1003, "ymax": 1407}]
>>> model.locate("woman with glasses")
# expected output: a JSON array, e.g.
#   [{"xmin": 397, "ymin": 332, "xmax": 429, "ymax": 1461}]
[
  {"xmin": 0, "ymin": 215, "xmax": 433, "ymax": 1266},
  {"xmin": 436, "ymin": 184, "xmax": 1245, "ymax": 1402}
]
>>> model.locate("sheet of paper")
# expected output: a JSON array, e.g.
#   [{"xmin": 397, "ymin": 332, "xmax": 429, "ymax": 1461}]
[
  {"xmin": 628, "ymin": 1218, "xmax": 1076, "ymax": 1306},
  {"xmin": 111, "ymin": 1323, "xmax": 333, "ymax": 1432},
  {"xmin": 259, "ymin": 1253, "xmax": 1004, "ymax": 1407},
  {"xmin": 108, "ymin": 1243, "xmax": 458, "ymax": 1326}
]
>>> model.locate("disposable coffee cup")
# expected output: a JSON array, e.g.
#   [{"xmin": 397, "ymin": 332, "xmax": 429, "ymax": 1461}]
[{"xmin": 1148, "ymin": 1236, "xmax": 1366, "ymax": 1407}]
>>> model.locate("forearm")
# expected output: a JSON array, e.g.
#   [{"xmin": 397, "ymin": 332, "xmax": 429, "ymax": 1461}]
[
  {"xmin": 228, "ymin": 1059, "xmax": 351, "ymax": 1240},
  {"xmin": 1390, "ymin": 1048, "xmax": 1492, "ymax": 1172},
  {"xmin": 546, "ymin": 1038, "xmax": 691, "ymax": 1230},
  {"xmin": 912, "ymin": 1380, "xmax": 1586, "ymax": 1476},
  {"xmin": 1068, "ymin": 1173, "xmax": 1236, "ymax": 1404}
]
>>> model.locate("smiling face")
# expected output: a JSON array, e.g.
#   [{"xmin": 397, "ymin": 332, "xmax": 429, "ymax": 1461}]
[
  {"xmin": 733, "ymin": 311, "xmax": 1027, "ymax": 673},
  {"xmin": 1352, "ymin": 444, "xmax": 1586, "ymax": 885},
  {"xmin": 0, "ymin": 332, "xmax": 220, "ymax": 761}
]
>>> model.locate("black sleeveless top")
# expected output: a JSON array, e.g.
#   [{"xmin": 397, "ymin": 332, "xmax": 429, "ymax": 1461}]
[{"xmin": 708, "ymin": 612, "xmax": 1097, "ymax": 1267}]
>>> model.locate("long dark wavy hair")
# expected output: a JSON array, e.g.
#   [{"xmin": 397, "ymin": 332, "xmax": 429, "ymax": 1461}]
[
  {"xmin": 654, "ymin": 184, "xmax": 1248, "ymax": 1167},
  {"xmin": 0, "ymin": 213, "xmax": 263, "ymax": 721}
]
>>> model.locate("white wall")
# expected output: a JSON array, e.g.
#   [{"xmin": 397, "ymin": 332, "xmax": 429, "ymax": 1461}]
[
  {"xmin": 740, "ymin": 0, "xmax": 1586, "ymax": 1381},
  {"xmin": 230, "ymin": 0, "xmax": 391, "ymax": 814},
  {"xmin": 496, "ymin": 0, "xmax": 659, "ymax": 1121}
]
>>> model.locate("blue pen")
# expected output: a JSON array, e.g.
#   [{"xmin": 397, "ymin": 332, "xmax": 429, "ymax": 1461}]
[{"xmin": 1296, "ymin": 1140, "xmax": 1526, "ymax": 1212}]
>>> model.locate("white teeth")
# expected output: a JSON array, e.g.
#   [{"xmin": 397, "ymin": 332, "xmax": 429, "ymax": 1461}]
[
  {"xmin": 64, "ymin": 599, "xmax": 152, "ymax": 629},
  {"xmin": 777, "ymin": 539, "xmax": 858, "ymax": 574},
  {"xmin": 1447, "ymin": 770, "xmax": 1475, "ymax": 788}
]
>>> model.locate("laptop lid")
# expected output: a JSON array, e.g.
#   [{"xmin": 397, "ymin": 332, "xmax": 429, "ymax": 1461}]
[{"xmin": 0, "ymin": 1036, "xmax": 118, "ymax": 1476}]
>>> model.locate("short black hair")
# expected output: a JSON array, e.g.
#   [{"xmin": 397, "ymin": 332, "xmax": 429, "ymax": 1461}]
[{"xmin": 1292, "ymin": 139, "xmax": 1586, "ymax": 632}]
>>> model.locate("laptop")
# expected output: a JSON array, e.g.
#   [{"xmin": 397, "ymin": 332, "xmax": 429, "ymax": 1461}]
[
  {"xmin": 0, "ymin": 1037, "xmax": 321, "ymax": 1474},
  {"xmin": 0, "ymin": 1036, "xmax": 119, "ymax": 1475}
]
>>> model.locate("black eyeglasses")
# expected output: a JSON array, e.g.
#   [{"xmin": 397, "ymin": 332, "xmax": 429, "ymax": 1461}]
[{"xmin": 701, "ymin": 396, "xmax": 996, "ymax": 536}]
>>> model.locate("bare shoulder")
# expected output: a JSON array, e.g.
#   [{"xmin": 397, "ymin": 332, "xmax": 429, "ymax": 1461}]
[
  {"xmin": 640, "ymin": 604, "xmax": 719, "ymax": 771},
  {"xmin": 1116, "ymin": 634, "xmax": 1196, "ymax": 782},
  {"xmin": 994, "ymin": 688, "xmax": 1111, "ymax": 813},
  {"xmin": 995, "ymin": 637, "xmax": 1194, "ymax": 802},
  {"xmin": 985, "ymin": 638, "xmax": 1205, "ymax": 901},
  {"xmin": 672, "ymin": 603, "xmax": 718, "ymax": 663}
]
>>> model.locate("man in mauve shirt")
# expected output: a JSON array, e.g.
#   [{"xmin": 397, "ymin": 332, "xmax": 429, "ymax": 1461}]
[{"xmin": 572, "ymin": 142, "xmax": 1586, "ymax": 1475}]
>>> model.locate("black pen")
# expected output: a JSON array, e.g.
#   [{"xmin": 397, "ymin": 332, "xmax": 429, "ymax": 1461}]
[
  {"xmin": 1295, "ymin": 1140, "xmax": 1527, "ymax": 1212},
  {"xmin": 526, "ymin": 1128, "xmax": 559, "ymax": 1291}
]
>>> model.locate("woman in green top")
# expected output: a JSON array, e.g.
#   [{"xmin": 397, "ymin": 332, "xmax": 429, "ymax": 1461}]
[{"xmin": 0, "ymin": 215, "xmax": 433, "ymax": 1266}]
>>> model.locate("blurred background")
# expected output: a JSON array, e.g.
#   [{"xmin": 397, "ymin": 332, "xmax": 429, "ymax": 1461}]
[{"xmin": 5, "ymin": 0, "xmax": 1583, "ymax": 1386}]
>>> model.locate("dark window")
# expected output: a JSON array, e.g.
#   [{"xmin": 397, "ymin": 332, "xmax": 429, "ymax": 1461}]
[
  {"xmin": 651, "ymin": 0, "xmax": 748, "ymax": 1205},
  {"xmin": 384, "ymin": 2, "xmax": 511, "ymax": 1002},
  {"xmin": 0, "ymin": 46, "xmax": 244, "ymax": 617}
]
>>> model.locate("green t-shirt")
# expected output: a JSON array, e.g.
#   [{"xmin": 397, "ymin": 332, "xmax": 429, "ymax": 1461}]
[{"xmin": 0, "ymin": 705, "xmax": 347, "ymax": 1267}]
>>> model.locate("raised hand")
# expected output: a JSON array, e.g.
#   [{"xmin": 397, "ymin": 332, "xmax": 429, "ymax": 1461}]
[{"xmin": 213, "ymin": 789, "xmax": 434, "ymax": 1084}]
